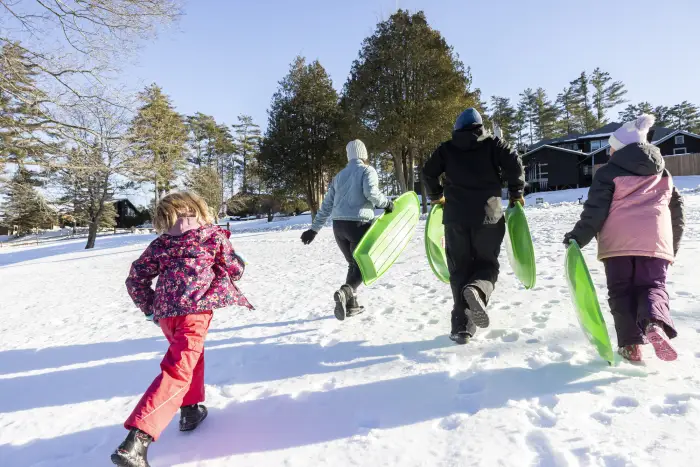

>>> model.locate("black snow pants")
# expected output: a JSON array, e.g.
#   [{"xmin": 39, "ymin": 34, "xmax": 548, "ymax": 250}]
[
  {"xmin": 333, "ymin": 220, "xmax": 372, "ymax": 292},
  {"xmin": 445, "ymin": 219, "xmax": 506, "ymax": 332}
]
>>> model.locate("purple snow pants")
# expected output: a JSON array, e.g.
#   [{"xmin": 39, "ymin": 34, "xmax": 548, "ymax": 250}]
[{"xmin": 604, "ymin": 256, "xmax": 677, "ymax": 347}]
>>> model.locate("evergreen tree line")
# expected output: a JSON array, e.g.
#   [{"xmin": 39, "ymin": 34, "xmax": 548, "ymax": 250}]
[
  {"xmin": 258, "ymin": 10, "xmax": 700, "ymax": 217},
  {"xmin": 3, "ymin": 7, "xmax": 700, "ymax": 248},
  {"xmin": 490, "ymin": 70, "xmax": 700, "ymax": 151}
]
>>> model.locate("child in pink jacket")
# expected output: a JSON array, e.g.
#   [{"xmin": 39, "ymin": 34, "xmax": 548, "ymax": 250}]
[
  {"xmin": 111, "ymin": 192, "xmax": 252, "ymax": 467},
  {"xmin": 564, "ymin": 115, "xmax": 685, "ymax": 363}
]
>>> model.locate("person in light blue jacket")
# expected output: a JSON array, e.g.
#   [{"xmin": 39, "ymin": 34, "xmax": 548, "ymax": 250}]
[{"xmin": 301, "ymin": 140, "xmax": 393, "ymax": 321}]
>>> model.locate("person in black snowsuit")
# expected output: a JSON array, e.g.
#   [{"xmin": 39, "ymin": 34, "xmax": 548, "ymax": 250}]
[{"xmin": 423, "ymin": 108, "xmax": 525, "ymax": 344}]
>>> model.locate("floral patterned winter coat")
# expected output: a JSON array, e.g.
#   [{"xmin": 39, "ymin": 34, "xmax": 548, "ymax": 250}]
[{"xmin": 126, "ymin": 225, "xmax": 253, "ymax": 320}]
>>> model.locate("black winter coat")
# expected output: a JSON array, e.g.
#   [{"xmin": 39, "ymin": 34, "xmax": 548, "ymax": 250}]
[{"xmin": 423, "ymin": 128, "xmax": 525, "ymax": 226}]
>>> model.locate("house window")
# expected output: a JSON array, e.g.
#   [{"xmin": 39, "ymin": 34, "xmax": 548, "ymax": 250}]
[
  {"xmin": 675, "ymin": 135, "xmax": 685, "ymax": 145},
  {"xmin": 673, "ymin": 147, "xmax": 687, "ymax": 155},
  {"xmin": 606, "ymin": 147, "xmax": 611, "ymax": 155},
  {"xmin": 590, "ymin": 140, "xmax": 602, "ymax": 151}
]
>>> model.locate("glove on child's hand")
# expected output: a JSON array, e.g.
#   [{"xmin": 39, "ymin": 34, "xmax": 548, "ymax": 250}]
[
  {"xmin": 563, "ymin": 232, "xmax": 577, "ymax": 248},
  {"xmin": 384, "ymin": 201, "xmax": 395, "ymax": 214}
]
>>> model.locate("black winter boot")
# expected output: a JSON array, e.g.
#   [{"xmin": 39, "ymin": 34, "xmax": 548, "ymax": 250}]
[
  {"xmin": 333, "ymin": 285, "xmax": 354, "ymax": 321},
  {"xmin": 111, "ymin": 429, "xmax": 152, "ymax": 467},
  {"xmin": 449, "ymin": 313, "xmax": 476, "ymax": 345},
  {"xmin": 346, "ymin": 294, "xmax": 365, "ymax": 317},
  {"xmin": 180, "ymin": 404, "xmax": 208, "ymax": 432},
  {"xmin": 463, "ymin": 286, "xmax": 490, "ymax": 328}
]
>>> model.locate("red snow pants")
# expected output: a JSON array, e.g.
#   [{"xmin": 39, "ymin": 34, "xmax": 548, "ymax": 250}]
[{"xmin": 125, "ymin": 312, "xmax": 212, "ymax": 440}]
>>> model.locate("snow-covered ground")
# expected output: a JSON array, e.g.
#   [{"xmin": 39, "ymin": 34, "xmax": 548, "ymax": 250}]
[
  {"xmin": 526, "ymin": 175, "xmax": 700, "ymax": 206},
  {"xmin": 2, "ymin": 192, "xmax": 700, "ymax": 466}
]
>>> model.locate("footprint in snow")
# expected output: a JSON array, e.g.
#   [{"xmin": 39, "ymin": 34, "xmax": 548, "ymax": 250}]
[
  {"xmin": 484, "ymin": 329, "xmax": 520, "ymax": 342},
  {"xmin": 591, "ymin": 412, "xmax": 613, "ymax": 425},
  {"xmin": 457, "ymin": 377, "xmax": 486, "ymax": 395},
  {"xmin": 437, "ymin": 414, "xmax": 467, "ymax": 431},
  {"xmin": 382, "ymin": 307, "xmax": 395, "ymax": 315},
  {"xmin": 525, "ymin": 430, "xmax": 572, "ymax": 466},
  {"xmin": 527, "ymin": 406, "xmax": 558, "ymax": 428},
  {"xmin": 650, "ymin": 393, "xmax": 700, "ymax": 417}
]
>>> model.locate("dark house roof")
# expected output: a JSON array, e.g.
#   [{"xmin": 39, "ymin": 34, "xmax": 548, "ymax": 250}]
[
  {"xmin": 652, "ymin": 129, "xmax": 700, "ymax": 145},
  {"xmin": 529, "ymin": 132, "xmax": 581, "ymax": 151},
  {"xmin": 649, "ymin": 126, "xmax": 675, "ymax": 143},
  {"xmin": 111, "ymin": 198, "xmax": 141, "ymax": 213},
  {"xmin": 577, "ymin": 122, "xmax": 622, "ymax": 139},
  {"xmin": 522, "ymin": 144, "xmax": 587, "ymax": 159}
]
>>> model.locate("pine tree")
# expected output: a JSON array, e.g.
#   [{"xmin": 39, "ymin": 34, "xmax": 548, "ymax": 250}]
[
  {"xmin": 533, "ymin": 88, "xmax": 559, "ymax": 140},
  {"xmin": 343, "ymin": 10, "xmax": 479, "ymax": 201},
  {"xmin": 654, "ymin": 105, "xmax": 674, "ymax": 128},
  {"xmin": 556, "ymin": 87, "xmax": 582, "ymax": 135},
  {"xmin": 489, "ymin": 96, "xmax": 517, "ymax": 142},
  {"xmin": 0, "ymin": 42, "xmax": 57, "ymax": 173},
  {"xmin": 185, "ymin": 166, "xmax": 223, "ymax": 219},
  {"xmin": 590, "ymin": 68, "xmax": 627, "ymax": 127},
  {"xmin": 2, "ymin": 168, "xmax": 55, "ymax": 235},
  {"xmin": 186, "ymin": 113, "xmax": 219, "ymax": 168},
  {"xmin": 129, "ymin": 84, "xmax": 188, "ymax": 205},
  {"xmin": 232, "ymin": 115, "xmax": 262, "ymax": 194},
  {"xmin": 518, "ymin": 89, "xmax": 537, "ymax": 146},
  {"xmin": 618, "ymin": 102, "xmax": 654, "ymax": 122},
  {"xmin": 569, "ymin": 71, "xmax": 596, "ymax": 132},
  {"xmin": 669, "ymin": 101, "xmax": 700, "ymax": 131},
  {"xmin": 513, "ymin": 107, "xmax": 528, "ymax": 152},
  {"xmin": 258, "ymin": 57, "xmax": 343, "ymax": 217}
]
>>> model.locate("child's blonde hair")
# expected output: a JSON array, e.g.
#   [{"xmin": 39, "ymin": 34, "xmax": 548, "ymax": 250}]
[{"xmin": 153, "ymin": 192, "xmax": 215, "ymax": 234}]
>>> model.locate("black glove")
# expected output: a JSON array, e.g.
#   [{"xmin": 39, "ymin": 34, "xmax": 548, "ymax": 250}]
[
  {"xmin": 384, "ymin": 201, "xmax": 394, "ymax": 214},
  {"xmin": 563, "ymin": 232, "xmax": 576, "ymax": 247},
  {"xmin": 301, "ymin": 229, "xmax": 317, "ymax": 245}
]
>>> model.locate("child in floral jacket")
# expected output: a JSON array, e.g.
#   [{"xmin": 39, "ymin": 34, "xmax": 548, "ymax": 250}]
[{"xmin": 111, "ymin": 192, "xmax": 252, "ymax": 467}]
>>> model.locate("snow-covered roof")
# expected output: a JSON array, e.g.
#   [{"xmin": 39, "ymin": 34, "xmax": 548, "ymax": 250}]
[{"xmin": 577, "ymin": 132, "xmax": 613, "ymax": 139}]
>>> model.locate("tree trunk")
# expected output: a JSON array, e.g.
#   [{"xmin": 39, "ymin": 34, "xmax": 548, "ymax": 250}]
[
  {"xmin": 85, "ymin": 221, "xmax": 98, "ymax": 249},
  {"xmin": 419, "ymin": 161, "xmax": 428, "ymax": 214},
  {"xmin": 407, "ymin": 146, "xmax": 415, "ymax": 193},
  {"xmin": 391, "ymin": 149, "xmax": 407, "ymax": 193}
]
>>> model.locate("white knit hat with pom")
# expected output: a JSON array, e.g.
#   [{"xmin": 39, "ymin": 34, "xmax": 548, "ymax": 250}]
[
  {"xmin": 609, "ymin": 114, "xmax": 656, "ymax": 151},
  {"xmin": 346, "ymin": 140, "xmax": 369, "ymax": 161}
]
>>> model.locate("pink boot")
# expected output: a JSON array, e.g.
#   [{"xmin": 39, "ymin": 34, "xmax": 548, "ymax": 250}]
[
  {"xmin": 645, "ymin": 323, "xmax": 678, "ymax": 361},
  {"xmin": 618, "ymin": 345, "xmax": 643, "ymax": 362}
]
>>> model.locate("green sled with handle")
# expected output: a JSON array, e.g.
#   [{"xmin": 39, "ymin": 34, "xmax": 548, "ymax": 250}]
[
  {"xmin": 425, "ymin": 203, "xmax": 450, "ymax": 283},
  {"xmin": 504, "ymin": 203, "xmax": 537, "ymax": 290},
  {"xmin": 353, "ymin": 192, "xmax": 421, "ymax": 286},
  {"xmin": 565, "ymin": 241, "xmax": 615, "ymax": 364}
]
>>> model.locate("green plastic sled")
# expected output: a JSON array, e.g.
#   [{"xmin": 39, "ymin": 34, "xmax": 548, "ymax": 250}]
[
  {"xmin": 425, "ymin": 204, "xmax": 450, "ymax": 283},
  {"xmin": 565, "ymin": 241, "xmax": 615, "ymax": 364},
  {"xmin": 353, "ymin": 192, "xmax": 420, "ymax": 286},
  {"xmin": 504, "ymin": 203, "xmax": 537, "ymax": 289}
]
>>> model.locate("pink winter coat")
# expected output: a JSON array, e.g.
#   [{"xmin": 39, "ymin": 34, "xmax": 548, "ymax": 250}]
[
  {"xmin": 126, "ymin": 222, "xmax": 253, "ymax": 320},
  {"xmin": 566, "ymin": 143, "xmax": 685, "ymax": 262}
]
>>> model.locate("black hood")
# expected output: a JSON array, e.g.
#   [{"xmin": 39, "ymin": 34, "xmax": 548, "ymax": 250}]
[
  {"xmin": 451, "ymin": 126, "xmax": 489, "ymax": 150},
  {"xmin": 609, "ymin": 143, "xmax": 664, "ymax": 176}
]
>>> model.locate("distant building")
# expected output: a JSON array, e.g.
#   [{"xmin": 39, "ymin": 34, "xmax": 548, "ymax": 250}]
[
  {"xmin": 523, "ymin": 123, "xmax": 700, "ymax": 192},
  {"xmin": 112, "ymin": 199, "xmax": 142, "ymax": 228}
]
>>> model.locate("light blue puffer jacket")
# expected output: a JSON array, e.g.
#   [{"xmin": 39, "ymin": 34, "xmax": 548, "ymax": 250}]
[{"xmin": 311, "ymin": 159, "xmax": 390, "ymax": 232}]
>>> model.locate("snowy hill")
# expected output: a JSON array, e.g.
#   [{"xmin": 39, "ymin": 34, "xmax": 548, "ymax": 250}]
[{"xmin": 2, "ymin": 192, "xmax": 700, "ymax": 466}]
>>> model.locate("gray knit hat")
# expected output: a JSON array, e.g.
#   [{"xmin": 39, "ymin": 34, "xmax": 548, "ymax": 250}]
[{"xmin": 346, "ymin": 140, "xmax": 369, "ymax": 161}]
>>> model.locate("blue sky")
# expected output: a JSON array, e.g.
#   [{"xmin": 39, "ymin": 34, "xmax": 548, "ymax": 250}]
[{"xmin": 121, "ymin": 0, "xmax": 700, "ymax": 132}]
